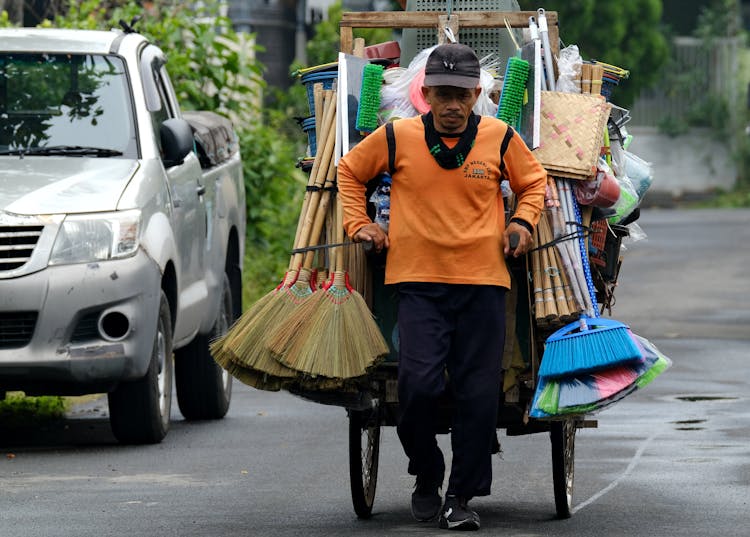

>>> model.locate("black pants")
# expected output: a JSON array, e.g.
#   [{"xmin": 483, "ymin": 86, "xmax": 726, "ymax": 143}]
[{"xmin": 396, "ymin": 282, "xmax": 506, "ymax": 500}]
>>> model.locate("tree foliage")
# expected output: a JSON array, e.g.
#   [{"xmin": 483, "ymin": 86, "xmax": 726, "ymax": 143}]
[
  {"xmin": 306, "ymin": 0, "xmax": 396, "ymax": 66},
  {"xmin": 517, "ymin": 0, "xmax": 669, "ymax": 108}
]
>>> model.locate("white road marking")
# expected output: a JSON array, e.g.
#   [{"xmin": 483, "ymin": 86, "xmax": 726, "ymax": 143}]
[{"xmin": 571, "ymin": 431, "xmax": 658, "ymax": 514}]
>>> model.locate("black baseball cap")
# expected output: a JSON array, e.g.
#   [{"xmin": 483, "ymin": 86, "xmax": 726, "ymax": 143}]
[{"xmin": 423, "ymin": 43, "xmax": 481, "ymax": 89}]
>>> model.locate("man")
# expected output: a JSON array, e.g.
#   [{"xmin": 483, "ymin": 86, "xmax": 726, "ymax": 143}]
[{"xmin": 337, "ymin": 43, "xmax": 547, "ymax": 531}]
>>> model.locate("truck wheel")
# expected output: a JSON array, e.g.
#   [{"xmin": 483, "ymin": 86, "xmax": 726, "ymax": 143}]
[
  {"xmin": 108, "ymin": 290, "xmax": 173, "ymax": 444},
  {"xmin": 175, "ymin": 272, "xmax": 233, "ymax": 420}
]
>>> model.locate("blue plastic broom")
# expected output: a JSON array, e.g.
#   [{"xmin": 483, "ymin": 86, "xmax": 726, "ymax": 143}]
[{"xmin": 537, "ymin": 180, "xmax": 642, "ymax": 379}]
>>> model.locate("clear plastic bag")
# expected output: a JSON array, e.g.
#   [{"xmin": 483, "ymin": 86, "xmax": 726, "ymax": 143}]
[
  {"xmin": 607, "ymin": 172, "xmax": 640, "ymax": 225},
  {"xmin": 556, "ymin": 44, "xmax": 583, "ymax": 94},
  {"xmin": 369, "ymin": 173, "xmax": 391, "ymax": 232},
  {"xmin": 379, "ymin": 45, "xmax": 499, "ymax": 121},
  {"xmin": 623, "ymin": 151, "xmax": 654, "ymax": 199},
  {"xmin": 380, "ymin": 46, "xmax": 434, "ymax": 121},
  {"xmin": 624, "ymin": 222, "xmax": 647, "ymax": 244}
]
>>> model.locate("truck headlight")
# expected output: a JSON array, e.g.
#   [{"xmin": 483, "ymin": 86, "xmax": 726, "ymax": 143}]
[{"xmin": 48, "ymin": 209, "xmax": 141, "ymax": 265}]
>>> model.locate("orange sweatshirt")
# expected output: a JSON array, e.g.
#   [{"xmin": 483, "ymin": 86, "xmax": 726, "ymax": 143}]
[{"xmin": 337, "ymin": 115, "xmax": 547, "ymax": 288}]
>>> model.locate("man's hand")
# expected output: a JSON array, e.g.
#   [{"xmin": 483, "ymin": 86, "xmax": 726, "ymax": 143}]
[
  {"xmin": 504, "ymin": 221, "xmax": 533, "ymax": 258},
  {"xmin": 354, "ymin": 223, "xmax": 390, "ymax": 253}
]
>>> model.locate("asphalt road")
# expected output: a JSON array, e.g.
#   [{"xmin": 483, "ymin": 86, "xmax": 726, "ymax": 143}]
[{"xmin": 1, "ymin": 208, "xmax": 748, "ymax": 537}]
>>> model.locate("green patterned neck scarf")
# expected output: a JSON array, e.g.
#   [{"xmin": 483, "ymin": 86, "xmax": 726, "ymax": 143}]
[{"xmin": 421, "ymin": 112, "xmax": 480, "ymax": 170}]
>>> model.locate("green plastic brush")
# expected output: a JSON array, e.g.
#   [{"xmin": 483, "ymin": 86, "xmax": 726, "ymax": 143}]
[
  {"xmin": 497, "ymin": 56, "xmax": 529, "ymax": 129},
  {"xmin": 355, "ymin": 63, "xmax": 384, "ymax": 134}
]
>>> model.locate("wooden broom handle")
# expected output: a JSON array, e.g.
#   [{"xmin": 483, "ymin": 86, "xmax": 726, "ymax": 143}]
[
  {"xmin": 313, "ymin": 83, "xmax": 324, "ymax": 147},
  {"xmin": 291, "ymin": 91, "xmax": 336, "ymax": 260},
  {"xmin": 291, "ymin": 97, "xmax": 338, "ymax": 271},
  {"xmin": 538, "ymin": 213, "xmax": 557, "ymax": 321},
  {"xmin": 334, "ymin": 181, "xmax": 345, "ymax": 273},
  {"xmin": 531, "ymin": 228, "xmax": 546, "ymax": 324},
  {"xmin": 302, "ymin": 156, "xmax": 337, "ymax": 270},
  {"xmin": 540, "ymin": 214, "xmax": 570, "ymax": 319},
  {"xmin": 308, "ymin": 90, "xmax": 336, "ymax": 185}
]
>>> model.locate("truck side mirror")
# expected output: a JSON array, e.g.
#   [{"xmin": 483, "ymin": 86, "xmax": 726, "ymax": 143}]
[{"xmin": 160, "ymin": 118, "xmax": 194, "ymax": 167}]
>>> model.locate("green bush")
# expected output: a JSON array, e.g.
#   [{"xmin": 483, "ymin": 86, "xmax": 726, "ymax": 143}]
[{"xmin": 0, "ymin": 393, "xmax": 67, "ymax": 425}]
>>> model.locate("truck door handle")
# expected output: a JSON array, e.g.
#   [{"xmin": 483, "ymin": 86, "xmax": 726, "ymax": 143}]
[{"xmin": 196, "ymin": 184, "xmax": 206, "ymax": 196}]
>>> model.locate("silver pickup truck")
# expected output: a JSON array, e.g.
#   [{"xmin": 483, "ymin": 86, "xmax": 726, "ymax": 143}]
[{"xmin": 0, "ymin": 28, "xmax": 246, "ymax": 443}]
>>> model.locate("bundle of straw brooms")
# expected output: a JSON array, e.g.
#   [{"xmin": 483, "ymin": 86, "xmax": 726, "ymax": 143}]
[{"xmin": 210, "ymin": 86, "xmax": 389, "ymax": 391}]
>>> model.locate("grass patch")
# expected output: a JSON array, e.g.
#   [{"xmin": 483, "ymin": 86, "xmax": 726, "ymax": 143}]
[
  {"xmin": 685, "ymin": 186, "xmax": 750, "ymax": 208},
  {"xmin": 0, "ymin": 392, "xmax": 68, "ymax": 425}
]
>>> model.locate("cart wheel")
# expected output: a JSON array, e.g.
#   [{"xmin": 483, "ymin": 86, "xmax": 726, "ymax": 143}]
[
  {"xmin": 550, "ymin": 419, "xmax": 576, "ymax": 519},
  {"xmin": 348, "ymin": 403, "xmax": 381, "ymax": 519}
]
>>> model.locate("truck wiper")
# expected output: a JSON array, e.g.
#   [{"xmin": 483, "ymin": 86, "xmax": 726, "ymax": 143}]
[{"xmin": 0, "ymin": 145, "xmax": 123, "ymax": 157}]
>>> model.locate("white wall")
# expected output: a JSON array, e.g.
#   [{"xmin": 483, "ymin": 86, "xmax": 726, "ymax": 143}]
[{"xmin": 627, "ymin": 126, "xmax": 737, "ymax": 199}]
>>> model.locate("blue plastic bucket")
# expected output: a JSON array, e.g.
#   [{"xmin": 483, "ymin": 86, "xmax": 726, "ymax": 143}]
[
  {"xmin": 301, "ymin": 116, "xmax": 317, "ymax": 156},
  {"xmin": 300, "ymin": 69, "xmax": 338, "ymax": 114}
]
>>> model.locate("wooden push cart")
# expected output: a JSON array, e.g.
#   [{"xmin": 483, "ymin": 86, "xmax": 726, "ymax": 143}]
[{"xmin": 293, "ymin": 8, "xmax": 600, "ymax": 521}]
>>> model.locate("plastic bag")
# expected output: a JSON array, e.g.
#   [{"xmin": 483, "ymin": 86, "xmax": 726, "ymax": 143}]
[
  {"xmin": 607, "ymin": 171, "xmax": 640, "ymax": 225},
  {"xmin": 623, "ymin": 151, "xmax": 654, "ymax": 199},
  {"xmin": 623, "ymin": 222, "xmax": 647, "ymax": 244},
  {"xmin": 369, "ymin": 173, "xmax": 391, "ymax": 232},
  {"xmin": 380, "ymin": 46, "xmax": 434, "ymax": 121},
  {"xmin": 475, "ymin": 69, "xmax": 499, "ymax": 117},
  {"xmin": 556, "ymin": 44, "xmax": 583, "ymax": 94},
  {"xmin": 379, "ymin": 44, "xmax": 499, "ymax": 121}
]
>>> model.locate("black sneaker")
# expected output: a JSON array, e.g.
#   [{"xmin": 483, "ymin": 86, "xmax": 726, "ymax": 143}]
[
  {"xmin": 411, "ymin": 477, "xmax": 442, "ymax": 522},
  {"xmin": 439, "ymin": 496, "xmax": 480, "ymax": 531}
]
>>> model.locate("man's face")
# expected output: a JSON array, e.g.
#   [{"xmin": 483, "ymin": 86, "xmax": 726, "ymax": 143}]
[{"xmin": 421, "ymin": 85, "xmax": 481, "ymax": 133}]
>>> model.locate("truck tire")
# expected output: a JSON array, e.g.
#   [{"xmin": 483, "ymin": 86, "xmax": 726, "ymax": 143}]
[
  {"xmin": 175, "ymin": 272, "xmax": 233, "ymax": 420},
  {"xmin": 108, "ymin": 290, "xmax": 173, "ymax": 444}
]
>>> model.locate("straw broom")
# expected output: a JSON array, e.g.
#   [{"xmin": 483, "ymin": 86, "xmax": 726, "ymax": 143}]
[
  {"xmin": 267, "ymin": 193, "xmax": 389, "ymax": 379},
  {"xmin": 209, "ymin": 92, "xmax": 335, "ymax": 371},
  {"xmin": 210, "ymin": 93, "xmax": 338, "ymax": 387},
  {"xmin": 218, "ymin": 147, "xmax": 337, "ymax": 379}
]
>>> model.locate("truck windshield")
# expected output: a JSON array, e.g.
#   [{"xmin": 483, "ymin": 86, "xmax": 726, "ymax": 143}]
[{"xmin": 0, "ymin": 53, "xmax": 137, "ymax": 158}]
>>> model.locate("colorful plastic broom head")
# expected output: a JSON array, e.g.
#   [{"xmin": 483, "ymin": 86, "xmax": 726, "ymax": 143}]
[
  {"xmin": 356, "ymin": 63, "xmax": 384, "ymax": 133},
  {"xmin": 497, "ymin": 56, "xmax": 529, "ymax": 127},
  {"xmin": 538, "ymin": 316, "xmax": 643, "ymax": 379},
  {"xmin": 530, "ymin": 332, "xmax": 672, "ymax": 418}
]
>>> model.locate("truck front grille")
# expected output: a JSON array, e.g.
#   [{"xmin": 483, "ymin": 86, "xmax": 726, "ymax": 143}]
[
  {"xmin": 70, "ymin": 311, "xmax": 101, "ymax": 343},
  {"xmin": 0, "ymin": 312, "xmax": 38, "ymax": 349},
  {"xmin": 0, "ymin": 225, "xmax": 44, "ymax": 271}
]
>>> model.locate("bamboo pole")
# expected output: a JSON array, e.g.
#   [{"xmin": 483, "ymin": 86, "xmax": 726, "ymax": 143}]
[
  {"xmin": 539, "ymin": 213, "xmax": 570, "ymax": 323},
  {"xmin": 531, "ymin": 227, "xmax": 546, "ymax": 326}
]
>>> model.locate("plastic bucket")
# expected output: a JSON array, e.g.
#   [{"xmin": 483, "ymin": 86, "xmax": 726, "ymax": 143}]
[
  {"xmin": 301, "ymin": 116, "xmax": 316, "ymax": 156},
  {"xmin": 300, "ymin": 69, "xmax": 338, "ymax": 114},
  {"xmin": 590, "ymin": 172, "xmax": 621, "ymax": 207},
  {"xmin": 575, "ymin": 171, "xmax": 621, "ymax": 208}
]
